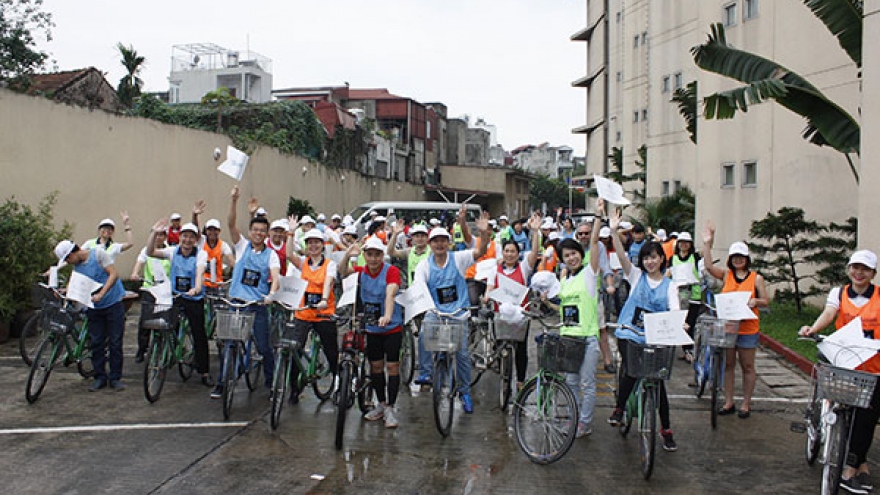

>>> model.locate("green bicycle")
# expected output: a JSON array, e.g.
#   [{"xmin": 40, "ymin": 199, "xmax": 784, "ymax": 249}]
[{"xmin": 141, "ymin": 295, "xmax": 196, "ymax": 403}]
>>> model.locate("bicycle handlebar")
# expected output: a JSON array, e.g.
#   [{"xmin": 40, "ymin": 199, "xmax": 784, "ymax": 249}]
[
  {"xmin": 211, "ymin": 297, "xmax": 263, "ymax": 309},
  {"xmin": 606, "ymin": 321, "xmax": 645, "ymax": 336}
]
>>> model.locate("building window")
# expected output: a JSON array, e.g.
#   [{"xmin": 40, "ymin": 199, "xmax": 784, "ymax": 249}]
[
  {"xmin": 722, "ymin": 163, "xmax": 735, "ymax": 188},
  {"xmin": 743, "ymin": 161, "xmax": 757, "ymax": 186},
  {"xmin": 616, "ymin": 131, "xmax": 621, "ymax": 142},
  {"xmin": 634, "ymin": 35, "xmax": 640, "ymax": 48},
  {"xmin": 641, "ymin": 31, "xmax": 648, "ymax": 45},
  {"xmin": 674, "ymin": 72, "xmax": 683, "ymax": 90},
  {"xmin": 633, "ymin": 111, "xmax": 640, "ymax": 123},
  {"xmin": 642, "ymin": 109, "xmax": 648, "ymax": 121},
  {"xmin": 617, "ymin": 71, "xmax": 622, "ymax": 82},
  {"xmin": 674, "ymin": 180, "xmax": 682, "ymax": 193},
  {"xmin": 662, "ymin": 75, "xmax": 670, "ymax": 93},
  {"xmin": 662, "ymin": 181, "xmax": 670, "ymax": 197},
  {"xmin": 744, "ymin": 0, "xmax": 758, "ymax": 19},
  {"xmin": 723, "ymin": 3, "xmax": 738, "ymax": 27},
  {"xmin": 616, "ymin": 11, "xmax": 621, "ymax": 23}
]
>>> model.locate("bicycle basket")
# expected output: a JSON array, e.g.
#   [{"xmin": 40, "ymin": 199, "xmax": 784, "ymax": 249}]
[
  {"xmin": 422, "ymin": 318, "xmax": 467, "ymax": 352},
  {"xmin": 275, "ymin": 321, "xmax": 299, "ymax": 348},
  {"xmin": 538, "ymin": 334, "xmax": 586, "ymax": 374},
  {"xmin": 40, "ymin": 302, "xmax": 74, "ymax": 334},
  {"xmin": 215, "ymin": 309, "xmax": 255, "ymax": 341},
  {"xmin": 817, "ymin": 363, "xmax": 878, "ymax": 408},
  {"xmin": 697, "ymin": 315, "xmax": 739, "ymax": 348},
  {"xmin": 139, "ymin": 301, "xmax": 178, "ymax": 331},
  {"xmin": 31, "ymin": 283, "xmax": 57, "ymax": 308},
  {"xmin": 494, "ymin": 319, "xmax": 528, "ymax": 342},
  {"xmin": 625, "ymin": 342, "xmax": 675, "ymax": 380}
]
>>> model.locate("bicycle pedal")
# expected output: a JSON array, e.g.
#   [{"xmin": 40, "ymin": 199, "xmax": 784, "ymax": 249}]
[{"xmin": 790, "ymin": 422, "xmax": 806, "ymax": 433}]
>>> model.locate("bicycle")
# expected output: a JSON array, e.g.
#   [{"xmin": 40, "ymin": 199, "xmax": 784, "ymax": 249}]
[
  {"xmin": 609, "ymin": 322, "xmax": 675, "ymax": 480},
  {"xmin": 469, "ymin": 303, "xmax": 528, "ymax": 412},
  {"xmin": 268, "ymin": 302, "xmax": 337, "ymax": 430},
  {"xmin": 25, "ymin": 285, "xmax": 94, "ymax": 403},
  {"xmin": 792, "ymin": 335, "xmax": 878, "ymax": 495},
  {"xmin": 333, "ymin": 310, "xmax": 376, "ymax": 449},
  {"xmin": 213, "ymin": 297, "xmax": 264, "ymax": 420},
  {"xmin": 422, "ymin": 308, "xmax": 470, "ymax": 437},
  {"xmin": 399, "ymin": 315, "xmax": 417, "ymax": 386},
  {"xmin": 692, "ymin": 303, "xmax": 739, "ymax": 429},
  {"xmin": 140, "ymin": 295, "xmax": 196, "ymax": 403},
  {"xmin": 21, "ymin": 282, "xmax": 73, "ymax": 366}
]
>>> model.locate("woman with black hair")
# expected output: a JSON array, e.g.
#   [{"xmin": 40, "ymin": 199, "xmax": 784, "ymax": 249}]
[{"xmin": 669, "ymin": 232, "xmax": 702, "ymax": 362}]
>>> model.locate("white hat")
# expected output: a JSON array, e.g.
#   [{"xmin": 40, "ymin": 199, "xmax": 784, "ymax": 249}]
[
  {"xmin": 656, "ymin": 228, "xmax": 667, "ymax": 241},
  {"xmin": 670, "ymin": 232, "xmax": 679, "ymax": 238},
  {"xmin": 374, "ymin": 216, "xmax": 386, "ymax": 223},
  {"xmin": 300, "ymin": 215, "xmax": 316, "ymax": 225},
  {"xmin": 180, "ymin": 222, "xmax": 199, "ymax": 235},
  {"xmin": 489, "ymin": 219, "xmax": 498, "ymax": 227},
  {"xmin": 728, "ymin": 241, "xmax": 750, "ymax": 257},
  {"xmin": 255, "ymin": 207, "xmax": 267, "ymax": 217},
  {"xmin": 331, "ymin": 214, "xmax": 342, "ymax": 220},
  {"xmin": 599, "ymin": 227, "xmax": 612, "ymax": 238},
  {"xmin": 410, "ymin": 224, "xmax": 429, "ymax": 235},
  {"xmin": 343, "ymin": 225, "xmax": 358, "ymax": 236},
  {"xmin": 848, "ymin": 250, "xmax": 878, "ymax": 270},
  {"xmin": 429, "ymin": 227, "xmax": 452, "ymax": 240},
  {"xmin": 270, "ymin": 219, "xmax": 288, "ymax": 231},
  {"xmin": 362, "ymin": 237, "xmax": 386, "ymax": 252},
  {"xmin": 205, "ymin": 219, "xmax": 221, "ymax": 230},
  {"xmin": 170, "ymin": 213, "xmax": 182, "ymax": 221},
  {"xmin": 429, "ymin": 218, "xmax": 441, "ymax": 226},
  {"xmin": 620, "ymin": 221, "xmax": 633, "ymax": 230},
  {"xmin": 541, "ymin": 219, "xmax": 557, "ymax": 230},
  {"xmin": 548, "ymin": 232, "xmax": 561, "ymax": 242},
  {"xmin": 677, "ymin": 232, "xmax": 693, "ymax": 242},
  {"xmin": 369, "ymin": 211, "xmax": 378, "ymax": 217},
  {"xmin": 317, "ymin": 213, "xmax": 326, "ymax": 221},
  {"xmin": 98, "ymin": 218, "xmax": 116, "ymax": 229},
  {"xmin": 302, "ymin": 229, "xmax": 324, "ymax": 242},
  {"xmin": 499, "ymin": 215, "xmax": 509, "ymax": 222},
  {"xmin": 54, "ymin": 240, "xmax": 75, "ymax": 264}
]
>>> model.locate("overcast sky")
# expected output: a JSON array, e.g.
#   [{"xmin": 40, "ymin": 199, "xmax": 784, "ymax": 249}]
[{"xmin": 40, "ymin": 0, "xmax": 586, "ymax": 155}]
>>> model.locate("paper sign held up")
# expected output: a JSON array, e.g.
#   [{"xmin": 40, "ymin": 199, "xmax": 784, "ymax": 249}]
[
  {"xmin": 66, "ymin": 271, "xmax": 103, "ymax": 308},
  {"xmin": 715, "ymin": 291, "xmax": 758, "ymax": 320},
  {"xmin": 217, "ymin": 145, "xmax": 250, "ymax": 181},
  {"xmin": 593, "ymin": 175, "xmax": 631, "ymax": 205},
  {"xmin": 670, "ymin": 263, "xmax": 699, "ymax": 286},
  {"xmin": 270, "ymin": 275, "xmax": 309, "ymax": 308},
  {"xmin": 487, "ymin": 275, "xmax": 529, "ymax": 307},
  {"xmin": 644, "ymin": 310, "xmax": 692, "ymax": 346},
  {"xmin": 819, "ymin": 317, "xmax": 880, "ymax": 369},
  {"xmin": 336, "ymin": 273, "xmax": 359, "ymax": 308},
  {"xmin": 395, "ymin": 283, "xmax": 436, "ymax": 323},
  {"xmin": 474, "ymin": 259, "xmax": 497, "ymax": 282}
]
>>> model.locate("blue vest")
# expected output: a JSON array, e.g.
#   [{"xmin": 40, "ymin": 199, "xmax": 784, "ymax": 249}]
[
  {"xmin": 511, "ymin": 230, "xmax": 530, "ymax": 253},
  {"xmin": 616, "ymin": 272, "xmax": 671, "ymax": 344},
  {"xmin": 427, "ymin": 253, "xmax": 470, "ymax": 313},
  {"xmin": 171, "ymin": 246, "xmax": 203, "ymax": 301},
  {"xmin": 75, "ymin": 251, "xmax": 124, "ymax": 309},
  {"xmin": 360, "ymin": 264, "xmax": 404, "ymax": 333},
  {"xmin": 230, "ymin": 243, "xmax": 272, "ymax": 302},
  {"xmin": 628, "ymin": 240, "xmax": 645, "ymax": 262}
]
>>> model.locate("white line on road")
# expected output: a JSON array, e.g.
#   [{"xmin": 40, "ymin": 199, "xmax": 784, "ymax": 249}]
[
  {"xmin": 667, "ymin": 394, "xmax": 809, "ymax": 403},
  {"xmin": 0, "ymin": 422, "xmax": 250, "ymax": 435}
]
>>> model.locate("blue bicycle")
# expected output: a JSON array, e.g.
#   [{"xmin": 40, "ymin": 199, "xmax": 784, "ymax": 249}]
[
  {"xmin": 212, "ymin": 297, "xmax": 263, "ymax": 420},
  {"xmin": 692, "ymin": 295, "xmax": 739, "ymax": 429}
]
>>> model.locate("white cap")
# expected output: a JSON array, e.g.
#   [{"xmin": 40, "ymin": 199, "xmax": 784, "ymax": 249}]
[
  {"xmin": 98, "ymin": 218, "xmax": 116, "ymax": 229},
  {"xmin": 343, "ymin": 225, "xmax": 358, "ymax": 236},
  {"xmin": 374, "ymin": 216, "xmax": 386, "ymax": 223},
  {"xmin": 255, "ymin": 207, "xmax": 267, "ymax": 216},
  {"xmin": 620, "ymin": 221, "xmax": 633, "ymax": 229},
  {"xmin": 170, "ymin": 213, "xmax": 182, "ymax": 221},
  {"xmin": 548, "ymin": 232, "xmax": 561, "ymax": 242},
  {"xmin": 369, "ymin": 211, "xmax": 378, "ymax": 217},
  {"xmin": 728, "ymin": 241, "xmax": 750, "ymax": 257},
  {"xmin": 180, "ymin": 223, "xmax": 199, "ymax": 235},
  {"xmin": 670, "ymin": 232, "xmax": 679, "ymax": 238},
  {"xmin": 362, "ymin": 237, "xmax": 386, "ymax": 252},
  {"xmin": 270, "ymin": 219, "xmax": 288, "ymax": 231},
  {"xmin": 848, "ymin": 250, "xmax": 878, "ymax": 270},
  {"xmin": 317, "ymin": 213, "xmax": 326, "ymax": 221},
  {"xmin": 429, "ymin": 218, "xmax": 441, "ymax": 226},
  {"xmin": 656, "ymin": 228, "xmax": 667, "ymax": 241},
  {"xmin": 599, "ymin": 227, "xmax": 612, "ymax": 238},
  {"xmin": 429, "ymin": 227, "xmax": 452, "ymax": 240},
  {"xmin": 54, "ymin": 240, "xmax": 75, "ymax": 264},
  {"xmin": 300, "ymin": 215, "xmax": 316, "ymax": 225},
  {"xmin": 677, "ymin": 232, "xmax": 693, "ymax": 242},
  {"xmin": 302, "ymin": 229, "xmax": 324, "ymax": 242},
  {"xmin": 499, "ymin": 215, "xmax": 509, "ymax": 221},
  {"xmin": 410, "ymin": 224, "xmax": 429, "ymax": 235},
  {"xmin": 205, "ymin": 219, "xmax": 221, "ymax": 230},
  {"xmin": 489, "ymin": 219, "xmax": 498, "ymax": 227},
  {"xmin": 331, "ymin": 214, "xmax": 342, "ymax": 220},
  {"xmin": 541, "ymin": 219, "xmax": 557, "ymax": 230}
]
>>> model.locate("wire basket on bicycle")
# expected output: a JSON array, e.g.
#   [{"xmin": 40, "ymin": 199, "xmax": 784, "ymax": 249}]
[
  {"xmin": 537, "ymin": 334, "xmax": 585, "ymax": 374},
  {"xmin": 625, "ymin": 343, "xmax": 676, "ymax": 380},
  {"xmin": 215, "ymin": 309, "xmax": 255, "ymax": 341},
  {"xmin": 816, "ymin": 363, "xmax": 878, "ymax": 408},
  {"xmin": 39, "ymin": 302, "xmax": 75, "ymax": 334},
  {"xmin": 697, "ymin": 315, "xmax": 739, "ymax": 348},
  {"xmin": 422, "ymin": 318, "xmax": 467, "ymax": 352},
  {"xmin": 140, "ymin": 300, "xmax": 179, "ymax": 331},
  {"xmin": 494, "ymin": 319, "xmax": 529, "ymax": 342}
]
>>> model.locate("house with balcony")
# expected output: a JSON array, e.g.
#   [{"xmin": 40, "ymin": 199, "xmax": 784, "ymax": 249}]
[{"xmin": 169, "ymin": 43, "xmax": 273, "ymax": 104}]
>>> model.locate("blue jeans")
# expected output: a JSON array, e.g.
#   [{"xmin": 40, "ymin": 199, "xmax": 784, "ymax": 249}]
[
  {"xmin": 87, "ymin": 301, "xmax": 126, "ymax": 382},
  {"xmin": 566, "ymin": 336, "xmax": 600, "ymax": 426},
  {"xmin": 422, "ymin": 312, "xmax": 471, "ymax": 395},
  {"xmin": 417, "ymin": 315, "xmax": 433, "ymax": 378}
]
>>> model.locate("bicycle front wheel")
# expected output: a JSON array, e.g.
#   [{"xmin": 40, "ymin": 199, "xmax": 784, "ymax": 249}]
[
  {"xmin": 433, "ymin": 356, "xmax": 455, "ymax": 437},
  {"xmin": 499, "ymin": 345, "xmax": 514, "ymax": 412},
  {"xmin": 244, "ymin": 337, "xmax": 262, "ymax": 392},
  {"xmin": 269, "ymin": 349, "xmax": 288, "ymax": 431},
  {"xmin": 177, "ymin": 319, "xmax": 195, "ymax": 381},
  {"xmin": 469, "ymin": 325, "xmax": 489, "ymax": 387},
  {"xmin": 805, "ymin": 381, "xmax": 823, "ymax": 465},
  {"xmin": 513, "ymin": 374, "xmax": 578, "ymax": 464},
  {"xmin": 400, "ymin": 325, "xmax": 416, "ymax": 386},
  {"xmin": 710, "ymin": 353, "xmax": 722, "ymax": 429},
  {"xmin": 693, "ymin": 339, "xmax": 707, "ymax": 399},
  {"xmin": 821, "ymin": 409, "xmax": 849, "ymax": 495},
  {"xmin": 312, "ymin": 341, "xmax": 335, "ymax": 401},
  {"xmin": 639, "ymin": 387, "xmax": 657, "ymax": 480},
  {"xmin": 222, "ymin": 343, "xmax": 238, "ymax": 420},
  {"xmin": 19, "ymin": 311, "xmax": 44, "ymax": 366},
  {"xmin": 335, "ymin": 360, "xmax": 354, "ymax": 450},
  {"xmin": 26, "ymin": 337, "xmax": 59, "ymax": 403},
  {"xmin": 357, "ymin": 357, "xmax": 375, "ymax": 415},
  {"xmin": 143, "ymin": 333, "xmax": 168, "ymax": 403}
]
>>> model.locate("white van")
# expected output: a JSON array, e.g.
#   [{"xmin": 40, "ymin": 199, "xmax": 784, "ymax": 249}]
[{"xmin": 348, "ymin": 201, "xmax": 483, "ymax": 237}]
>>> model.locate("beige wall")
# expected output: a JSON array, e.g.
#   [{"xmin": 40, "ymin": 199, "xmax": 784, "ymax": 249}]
[
  {"xmin": 437, "ymin": 164, "xmax": 530, "ymax": 216},
  {"xmin": 0, "ymin": 89, "xmax": 422, "ymax": 275},
  {"xmin": 862, "ymin": 0, "xmax": 880, "ymax": 250}
]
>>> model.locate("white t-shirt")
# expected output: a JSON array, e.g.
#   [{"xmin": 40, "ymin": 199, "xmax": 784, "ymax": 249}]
[
  {"xmin": 625, "ymin": 266, "xmax": 680, "ymax": 311},
  {"xmin": 82, "ymin": 238, "xmax": 124, "ymax": 261},
  {"xmin": 412, "ymin": 250, "xmax": 476, "ymax": 287},
  {"xmin": 154, "ymin": 246, "xmax": 208, "ymax": 268},
  {"xmin": 90, "ymin": 247, "xmax": 115, "ymax": 269},
  {"xmin": 233, "ymin": 237, "xmax": 281, "ymax": 270},
  {"xmin": 826, "ymin": 287, "xmax": 872, "ymax": 310}
]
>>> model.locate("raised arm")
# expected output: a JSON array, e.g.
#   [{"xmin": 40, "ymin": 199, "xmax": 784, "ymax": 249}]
[
  {"xmin": 387, "ymin": 223, "xmax": 406, "ymax": 259},
  {"xmin": 146, "ymin": 219, "xmax": 169, "ymax": 259},
  {"xmin": 701, "ymin": 220, "xmax": 726, "ymax": 280},
  {"xmin": 471, "ymin": 211, "xmax": 491, "ymax": 261},
  {"xmin": 589, "ymin": 202, "xmax": 601, "ymax": 272},
  {"xmin": 228, "ymin": 186, "xmax": 242, "ymax": 245},
  {"xmin": 524, "ymin": 212, "xmax": 542, "ymax": 269},
  {"xmin": 192, "ymin": 199, "xmax": 206, "ymax": 227},
  {"xmin": 338, "ymin": 242, "xmax": 360, "ymax": 278},
  {"xmin": 458, "ymin": 206, "xmax": 473, "ymax": 247},
  {"xmin": 118, "ymin": 211, "xmax": 134, "ymax": 252},
  {"xmin": 607, "ymin": 202, "xmax": 633, "ymax": 276}
]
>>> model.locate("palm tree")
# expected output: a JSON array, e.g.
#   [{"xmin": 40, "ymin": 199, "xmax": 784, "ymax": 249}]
[
  {"xmin": 671, "ymin": 81, "xmax": 697, "ymax": 144},
  {"xmin": 691, "ymin": 0, "xmax": 861, "ymax": 182},
  {"xmin": 630, "ymin": 186, "xmax": 695, "ymax": 235},
  {"xmin": 116, "ymin": 43, "xmax": 145, "ymax": 108},
  {"xmin": 201, "ymin": 87, "xmax": 237, "ymax": 131}
]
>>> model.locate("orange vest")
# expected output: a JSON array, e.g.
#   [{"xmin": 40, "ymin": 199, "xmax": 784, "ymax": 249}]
[
  {"xmin": 465, "ymin": 238, "xmax": 496, "ymax": 279},
  {"xmin": 662, "ymin": 240, "xmax": 675, "ymax": 261},
  {"xmin": 836, "ymin": 285, "xmax": 880, "ymax": 374},
  {"xmin": 202, "ymin": 240, "xmax": 225, "ymax": 288},
  {"xmin": 537, "ymin": 245, "xmax": 558, "ymax": 273},
  {"xmin": 296, "ymin": 257, "xmax": 335, "ymax": 322},
  {"xmin": 722, "ymin": 271, "xmax": 760, "ymax": 335}
]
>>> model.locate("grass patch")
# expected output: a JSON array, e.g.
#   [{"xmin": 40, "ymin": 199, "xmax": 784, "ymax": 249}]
[{"xmin": 760, "ymin": 301, "xmax": 824, "ymax": 363}]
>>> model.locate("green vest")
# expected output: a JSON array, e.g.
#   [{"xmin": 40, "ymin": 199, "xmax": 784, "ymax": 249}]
[
  {"xmin": 671, "ymin": 253, "xmax": 702, "ymax": 301},
  {"xmin": 143, "ymin": 256, "xmax": 171, "ymax": 288},
  {"xmin": 558, "ymin": 268, "xmax": 599, "ymax": 338},
  {"xmin": 500, "ymin": 225, "xmax": 512, "ymax": 242},
  {"xmin": 407, "ymin": 247, "xmax": 430, "ymax": 286}
]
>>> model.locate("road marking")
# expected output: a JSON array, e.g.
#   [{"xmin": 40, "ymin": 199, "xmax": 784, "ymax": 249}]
[
  {"xmin": 596, "ymin": 390, "xmax": 809, "ymax": 403},
  {"xmin": 0, "ymin": 422, "xmax": 250, "ymax": 435}
]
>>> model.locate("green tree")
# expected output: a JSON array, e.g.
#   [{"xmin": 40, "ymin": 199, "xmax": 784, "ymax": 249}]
[
  {"xmin": 630, "ymin": 185, "xmax": 695, "ymax": 234},
  {"xmin": 608, "ymin": 145, "xmax": 646, "ymax": 205},
  {"xmin": 692, "ymin": 1, "xmax": 861, "ymax": 182},
  {"xmin": 0, "ymin": 0, "xmax": 54, "ymax": 89},
  {"xmin": 116, "ymin": 43, "xmax": 145, "ymax": 108},
  {"xmin": 201, "ymin": 86, "xmax": 238, "ymax": 131},
  {"xmin": 809, "ymin": 216, "xmax": 857, "ymax": 288},
  {"xmin": 671, "ymin": 81, "xmax": 697, "ymax": 144},
  {"xmin": 529, "ymin": 174, "xmax": 585, "ymax": 211},
  {"xmin": 287, "ymin": 197, "xmax": 315, "ymax": 218}
]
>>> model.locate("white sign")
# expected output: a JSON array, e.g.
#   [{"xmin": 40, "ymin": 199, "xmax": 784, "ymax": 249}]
[
  {"xmin": 530, "ymin": 271, "xmax": 561, "ymax": 299},
  {"xmin": 474, "ymin": 258, "xmax": 497, "ymax": 282},
  {"xmin": 488, "ymin": 275, "xmax": 529, "ymax": 307},
  {"xmin": 148, "ymin": 280, "xmax": 173, "ymax": 306},
  {"xmin": 217, "ymin": 145, "xmax": 250, "ymax": 181},
  {"xmin": 66, "ymin": 271, "xmax": 103, "ymax": 308},
  {"xmin": 819, "ymin": 317, "xmax": 880, "ymax": 369},
  {"xmin": 270, "ymin": 275, "xmax": 309, "ymax": 308},
  {"xmin": 715, "ymin": 291, "xmax": 758, "ymax": 320},
  {"xmin": 336, "ymin": 272, "xmax": 359, "ymax": 308},
  {"xmin": 395, "ymin": 282, "xmax": 436, "ymax": 323},
  {"xmin": 149, "ymin": 258, "xmax": 168, "ymax": 283},
  {"xmin": 593, "ymin": 175, "xmax": 631, "ymax": 205},
  {"xmin": 609, "ymin": 252, "xmax": 622, "ymax": 271},
  {"xmin": 670, "ymin": 263, "xmax": 699, "ymax": 286},
  {"xmin": 48, "ymin": 266, "xmax": 59, "ymax": 288},
  {"xmin": 644, "ymin": 310, "xmax": 692, "ymax": 346}
]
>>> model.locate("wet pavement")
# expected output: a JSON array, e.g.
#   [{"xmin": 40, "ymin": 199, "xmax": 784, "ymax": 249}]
[{"xmin": 0, "ymin": 306, "xmax": 875, "ymax": 494}]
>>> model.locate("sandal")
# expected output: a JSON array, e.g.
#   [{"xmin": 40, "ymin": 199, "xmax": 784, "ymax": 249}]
[
  {"xmin": 717, "ymin": 405, "xmax": 736, "ymax": 416},
  {"xmin": 738, "ymin": 409, "xmax": 751, "ymax": 419}
]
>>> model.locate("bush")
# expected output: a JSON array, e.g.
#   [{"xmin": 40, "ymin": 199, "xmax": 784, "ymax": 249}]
[
  {"xmin": 760, "ymin": 301, "xmax": 823, "ymax": 363},
  {"xmin": 0, "ymin": 193, "xmax": 71, "ymax": 321}
]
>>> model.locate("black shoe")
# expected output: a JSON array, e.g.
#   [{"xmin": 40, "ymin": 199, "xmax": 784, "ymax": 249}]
[
  {"xmin": 856, "ymin": 473, "xmax": 874, "ymax": 491},
  {"xmin": 737, "ymin": 409, "xmax": 751, "ymax": 419},
  {"xmin": 288, "ymin": 392, "xmax": 299, "ymax": 405},
  {"xmin": 210, "ymin": 385, "xmax": 223, "ymax": 399},
  {"xmin": 89, "ymin": 378, "xmax": 107, "ymax": 392},
  {"xmin": 841, "ymin": 477, "xmax": 870, "ymax": 494},
  {"xmin": 109, "ymin": 380, "xmax": 127, "ymax": 391},
  {"xmin": 718, "ymin": 405, "xmax": 737, "ymax": 416},
  {"xmin": 134, "ymin": 351, "xmax": 144, "ymax": 364},
  {"xmin": 604, "ymin": 363, "xmax": 617, "ymax": 374},
  {"xmin": 661, "ymin": 429, "xmax": 678, "ymax": 452},
  {"xmin": 608, "ymin": 408, "xmax": 623, "ymax": 426},
  {"xmin": 201, "ymin": 375, "xmax": 215, "ymax": 387}
]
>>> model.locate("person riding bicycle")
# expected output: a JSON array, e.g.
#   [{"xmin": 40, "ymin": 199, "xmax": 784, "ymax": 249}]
[
  {"xmin": 799, "ymin": 250, "xmax": 880, "ymax": 493},
  {"xmin": 131, "ymin": 227, "xmax": 171, "ymax": 363},
  {"xmin": 669, "ymin": 232, "xmax": 702, "ymax": 363},
  {"xmin": 701, "ymin": 221, "xmax": 769, "ymax": 420},
  {"xmin": 606, "ymin": 204, "xmax": 680, "ymax": 452},
  {"xmin": 339, "ymin": 237, "xmax": 405, "ymax": 428},
  {"xmin": 412, "ymin": 209, "xmax": 491, "ymax": 413},
  {"xmin": 191, "ymin": 197, "xmax": 236, "ymax": 289},
  {"xmin": 146, "ymin": 219, "xmax": 214, "ymax": 387}
]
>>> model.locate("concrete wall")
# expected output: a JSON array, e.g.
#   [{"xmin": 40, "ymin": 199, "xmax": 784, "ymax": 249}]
[
  {"xmin": 862, "ymin": 0, "xmax": 880, "ymax": 250},
  {"xmin": 0, "ymin": 89, "xmax": 421, "ymax": 276}
]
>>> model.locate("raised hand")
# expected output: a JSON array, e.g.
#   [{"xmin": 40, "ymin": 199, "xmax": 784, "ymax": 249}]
[
  {"xmin": 703, "ymin": 220, "xmax": 715, "ymax": 245},
  {"xmin": 475, "ymin": 211, "xmax": 490, "ymax": 232},
  {"xmin": 230, "ymin": 185, "xmax": 240, "ymax": 201},
  {"xmin": 247, "ymin": 197, "xmax": 259, "ymax": 215},
  {"xmin": 193, "ymin": 200, "xmax": 206, "ymax": 215},
  {"xmin": 608, "ymin": 207, "xmax": 622, "ymax": 230},
  {"xmin": 151, "ymin": 218, "xmax": 168, "ymax": 234},
  {"xmin": 527, "ymin": 211, "xmax": 542, "ymax": 231},
  {"xmin": 120, "ymin": 210, "xmax": 131, "ymax": 226}
]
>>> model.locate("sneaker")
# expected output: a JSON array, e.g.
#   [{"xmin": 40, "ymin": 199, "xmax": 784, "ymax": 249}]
[
  {"xmin": 461, "ymin": 394, "xmax": 474, "ymax": 414},
  {"xmin": 384, "ymin": 407, "xmax": 399, "ymax": 428},
  {"xmin": 134, "ymin": 351, "xmax": 145, "ymax": 363},
  {"xmin": 856, "ymin": 473, "xmax": 874, "ymax": 491},
  {"xmin": 841, "ymin": 477, "xmax": 870, "ymax": 494},
  {"xmin": 364, "ymin": 403, "xmax": 386, "ymax": 421},
  {"xmin": 88, "ymin": 378, "xmax": 107, "ymax": 392},
  {"xmin": 210, "ymin": 385, "xmax": 223, "ymax": 399},
  {"xmin": 661, "ymin": 429, "xmax": 678, "ymax": 452},
  {"xmin": 576, "ymin": 422, "xmax": 592, "ymax": 438},
  {"xmin": 608, "ymin": 408, "xmax": 623, "ymax": 426},
  {"xmin": 604, "ymin": 362, "xmax": 617, "ymax": 374},
  {"xmin": 415, "ymin": 374, "xmax": 432, "ymax": 386},
  {"xmin": 109, "ymin": 380, "xmax": 127, "ymax": 391}
]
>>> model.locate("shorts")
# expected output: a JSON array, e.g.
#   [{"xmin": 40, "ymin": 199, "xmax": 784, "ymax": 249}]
[
  {"xmin": 366, "ymin": 330, "xmax": 403, "ymax": 362},
  {"xmin": 736, "ymin": 333, "xmax": 760, "ymax": 349}
]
